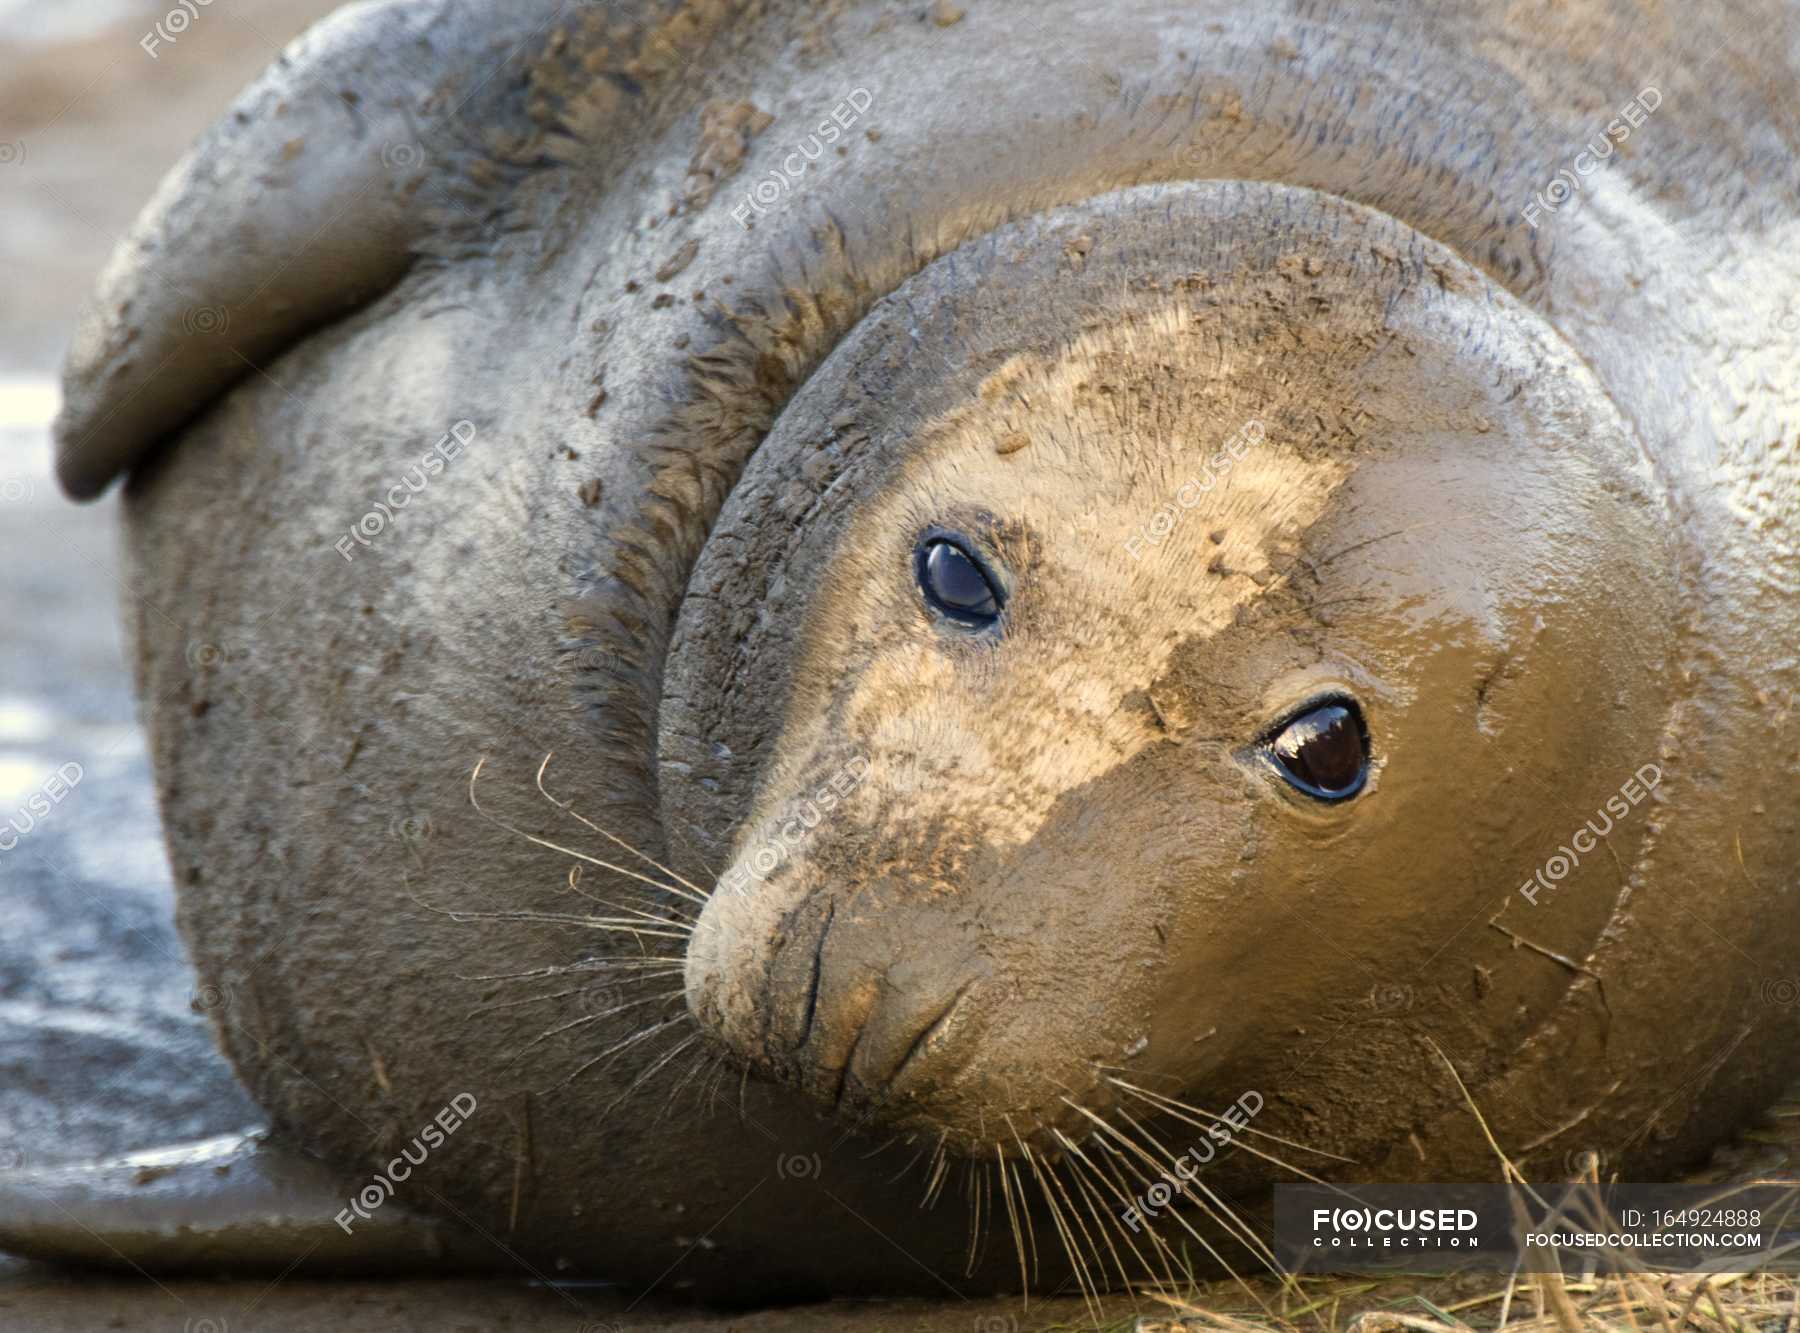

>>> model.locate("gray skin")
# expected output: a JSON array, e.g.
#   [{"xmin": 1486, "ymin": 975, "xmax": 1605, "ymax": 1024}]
[{"xmin": 6, "ymin": 0, "xmax": 1798, "ymax": 1305}]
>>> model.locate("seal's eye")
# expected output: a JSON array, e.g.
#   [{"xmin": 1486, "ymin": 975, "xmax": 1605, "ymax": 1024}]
[
  {"xmin": 915, "ymin": 536, "xmax": 1002, "ymax": 627},
  {"xmin": 1267, "ymin": 699, "xmax": 1368, "ymax": 801}
]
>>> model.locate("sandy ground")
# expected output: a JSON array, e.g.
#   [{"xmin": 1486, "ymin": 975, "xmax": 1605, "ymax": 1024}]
[{"xmin": 0, "ymin": 3, "xmax": 1125, "ymax": 1328}]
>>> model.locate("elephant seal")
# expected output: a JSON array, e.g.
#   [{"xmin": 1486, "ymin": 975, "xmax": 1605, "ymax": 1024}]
[{"xmin": 8, "ymin": 0, "xmax": 1798, "ymax": 1307}]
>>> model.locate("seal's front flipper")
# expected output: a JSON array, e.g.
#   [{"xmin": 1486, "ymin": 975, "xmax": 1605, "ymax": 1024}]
[{"xmin": 0, "ymin": 1131, "xmax": 507, "ymax": 1275}]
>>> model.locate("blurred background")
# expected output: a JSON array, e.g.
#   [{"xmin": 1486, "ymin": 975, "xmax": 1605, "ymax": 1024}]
[
  {"xmin": 0, "ymin": 0, "xmax": 341, "ymax": 1172},
  {"xmin": 0, "ymin": 4, "xmax": 586, "ymax": 1326}
]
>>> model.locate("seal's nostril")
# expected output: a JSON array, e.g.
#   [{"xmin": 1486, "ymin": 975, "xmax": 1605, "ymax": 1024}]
[
  {"xmin": 793, "ymin": 899, "xmax": 834, "ymax": 1051},
  {"xmin": 881, "ymin": 981, "xmax": 975, "ymax": 1091},
  {"xmin": 833, "ymin": 978, "xmax": 979, "ymax": 1103}
]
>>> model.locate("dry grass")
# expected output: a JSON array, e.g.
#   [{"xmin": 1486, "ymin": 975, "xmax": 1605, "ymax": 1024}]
[
  {"xmin": 1045, "ymin": 1056, "xmax": 1800, "ymax": 1333},
  {"xmin": 1114, "ymin": 1267, "xmax": 1800, "ymax": 1332}
]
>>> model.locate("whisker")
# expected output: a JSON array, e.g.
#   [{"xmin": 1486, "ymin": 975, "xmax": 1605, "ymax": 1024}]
[
  {"xmin": 1113, "ymin": 1106, "xmax": 1287, "ymax": 1287},
  {"xmin": 1112, "ymin": 1081, "xmax": 1345, "ymax": 1189},
  {"xmin": 1011, "ymin": 1122, "xmax": 1101, "ymax": 1324},
  {"xmin": 598, "ymin": 1031, "xmax": 701, "ymax": 1121},
  {"xmin": 980, "ymin": 1160, "xmax": 995, "ymax": 1278},
  {"xmin": 921, "ymin": 1134, "xmax": 953, "ymax": 1210},
  {"xmin": 464, "ymin": 977, "xmax": 681, "ymax": 1018},
  {"xmin": 1085, "ymin": 1134, "xmax": 1188, "ymax": 1292},
  {"xmin": 469, "ymin": 757, "xmax": 707, "ymax": 910},
  {"xmin": 535, "ymin": 753, "xmax": 711, "ymax": 906},
  {"xmin": 1042, "ymin": 1151, "xmax": 1113, "ymax": 1298},
  {"xmin": 550, "ymin": 1012, "xmax": 691, "ymax": 1093},
  {"xmin": 404, "ymin": 873, "xmax": 695, "ymax": 939},
  {"xmin": 1058, "ymin": 1097, "xmax": 1270, "ymax": 1317},
  {"xmin": 1055, "ymin": 1129, "xmax": 1178, "ymax": 1297},
  {"xmin": 1056, "ymin": 1148, "xmax": 1135, "ymax": 1298},
  {"xmin": 659, "ymin": 1045, "xmax": 712, "ymax": 1119},
  {"xmin": 557, "ymin": 864, "xmax": 698, "ymax": 932},
  {"xmin": 996, "ymin": 1143, "xmax": 1031, "ymax": 1300},
  {"xmin": 860, "ymin": 1134, "xmax": 903, "ymax": 1161},
  {"xmin": 1008, "ymin": 1158, "xmax": 1040, "ymax": 1289},
  {"xmin": 702, "ymin": 1054, "xmax": 735, "ymax": 1116},
  {"xmin": 508, "ymin": 987, "xmax": 686, "ymax": 1065},
  {"xmin": 1107, "ymin": 1076, "xmax": 1356, "ymax": 1163},
  {"xmin": 963, "ymin": 1161, "xmax": 982, "ymax": 1277},
  {"xmin": 457, "ymin": 957, "xmax": 680, "ymax": 983},
  {"xmin": 887, "ymin": 1145, "xmax": 927, "ymax": 1186}
]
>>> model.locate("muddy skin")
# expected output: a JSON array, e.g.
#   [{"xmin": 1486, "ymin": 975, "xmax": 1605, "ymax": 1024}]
[{"xmin": 6, "ymin": 0, "xmax": 1797, "ymax": 1307}]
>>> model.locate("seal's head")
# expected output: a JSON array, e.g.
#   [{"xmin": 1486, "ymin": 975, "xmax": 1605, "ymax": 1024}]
[{"xmin": 667, "ymin": 182, "xmax": 1678, "ymax": 1164}]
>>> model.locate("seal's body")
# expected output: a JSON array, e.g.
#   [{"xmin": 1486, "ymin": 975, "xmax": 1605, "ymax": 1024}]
[{"xmin": 10, "ymin": 0, "xmax": 1798, "ymax": 1301}]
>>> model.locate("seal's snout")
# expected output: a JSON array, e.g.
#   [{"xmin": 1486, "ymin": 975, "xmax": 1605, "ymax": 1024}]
[
  {"xmin": 792, "ymin": 953, "xmax": 983, "ymax": 1112},
  {"xmin": 685, "ymin": 864, "xmax": 991, "ymax": 1122}
]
